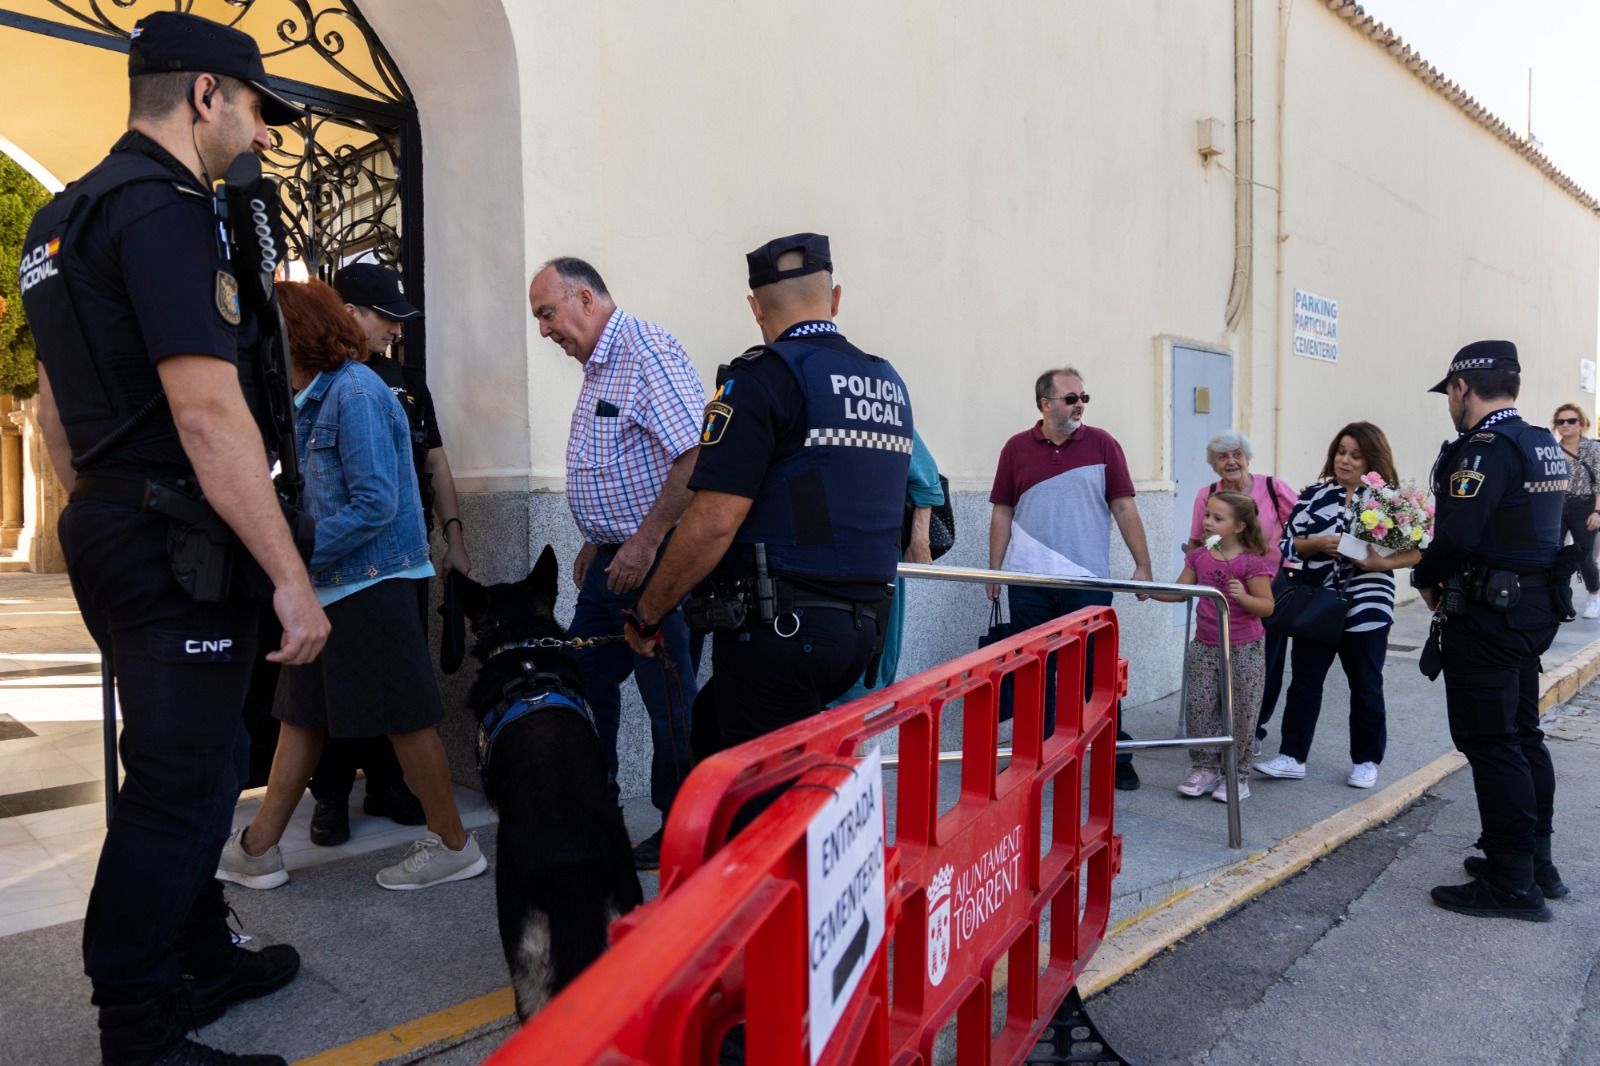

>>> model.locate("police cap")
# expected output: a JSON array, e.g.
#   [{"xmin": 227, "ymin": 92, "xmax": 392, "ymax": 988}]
[
  {"xmin": 128, "ymin": 11, "xmax": 303, "ymax": 126},
  {"xmin": 1428, "ymin": 339, "xmax": 1520, "ymax": 394},
  {"xmin": 333, "ymin": 263, "xmax": 422, "ymax": 322},
  {"xmin": 747, "ymin": 232, "xmax": 832, "ymax": 290}
]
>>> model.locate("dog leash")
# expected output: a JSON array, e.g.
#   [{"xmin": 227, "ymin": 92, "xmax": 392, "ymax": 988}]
[{"xmin": 484, "ymin": 634, "xmax": 629, "ymax": 659}]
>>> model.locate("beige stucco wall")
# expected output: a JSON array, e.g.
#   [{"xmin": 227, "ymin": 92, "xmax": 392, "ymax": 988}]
[
  {"xmin": 1273, "ymin": 2, "xmax": 1600, "ymax": 491},
  {"xmin": 489, "ymin": 0, "xmax": 1241, "ymax": 491}
]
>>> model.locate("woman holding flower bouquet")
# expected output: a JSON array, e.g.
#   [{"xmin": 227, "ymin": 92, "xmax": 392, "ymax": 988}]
[
  {"xmin": 1255, "ymin": 423, "xmax": 1421, "ymax": 790},
  {"xmin": 1550, "ymin": 403, "xmax": 1600, "ymax": 618}
]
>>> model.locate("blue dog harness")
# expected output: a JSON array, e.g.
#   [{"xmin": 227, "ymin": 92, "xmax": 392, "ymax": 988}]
[{"xmin": 476, "ymin": 668, "xmax": 596, "ymax": 791}]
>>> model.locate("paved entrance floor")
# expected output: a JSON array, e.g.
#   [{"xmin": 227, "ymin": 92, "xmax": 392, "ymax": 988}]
[{"xmin": 3, "ymin": 571, "xmax": 1597, "ymax": 1063}]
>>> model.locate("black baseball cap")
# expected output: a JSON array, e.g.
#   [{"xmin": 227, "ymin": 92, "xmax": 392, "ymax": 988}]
[
  {"xmin": 747, "ymin": 232, "xmax": 833, "ymax": 290},
  {"xmin": 333, "ymin": 263, "xmax": 422, "ymax": 321},
  {"xmin": 128, "ymin": 11, "xmax": 303, "ymax": 126},
  {"xmin": 1428, "ymin": 339, "xmax": 1520, "ymax": 394}
]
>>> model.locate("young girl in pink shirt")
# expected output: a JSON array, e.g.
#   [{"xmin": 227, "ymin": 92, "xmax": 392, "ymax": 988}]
[{"xmin": 1155, "ymin": 492, "xmax": 1276, "ymax": 800}]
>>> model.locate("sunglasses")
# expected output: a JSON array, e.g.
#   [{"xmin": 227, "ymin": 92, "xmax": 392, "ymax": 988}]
[
  {"xmin": 1047, "ymin": 393, "xmax": 1090, "ymax": 406},
  {"xmin": 1555, "ymin": 417, "xmax": 1582, "ymax": 426}
]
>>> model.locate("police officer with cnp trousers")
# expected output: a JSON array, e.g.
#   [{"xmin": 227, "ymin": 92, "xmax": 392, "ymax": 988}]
[
  {"xmin": 20, "ymin": 12, "xmax": 328, "ymax": 1064},
  {"xmin": 624, "ymin": 233, "xmax": 912, "ymax": 751},
  {"xmin": 1413, "ymin": 340, "xmax": 1568, "ymax": 922}
]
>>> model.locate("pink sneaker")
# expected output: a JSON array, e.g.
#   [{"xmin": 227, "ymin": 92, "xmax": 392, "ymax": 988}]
[
  {"xmin": 1212, "ymin": 779, "xmax": 1251, "ymax": 802},
  {"xmin": 1177, "ymin": 769, "xmax": 1223, "ymax": 797}
]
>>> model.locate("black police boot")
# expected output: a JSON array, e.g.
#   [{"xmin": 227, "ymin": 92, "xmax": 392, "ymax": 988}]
[
  {"xmin": 1534, "ymin": 835, "xmax": 1570, "ymax": 899},
  {"xmin": 1433, "ymin": 852, "xmax": 1551, "ymax": 922},
  {"xmin": 363, "ymin": 777, "xmax": 426, "ymax": 826},
  {"xmin": 1115, "ymin": 761, "xmax": 1141, "ymax": 792},
  {"xmin": 181, "ymin": 943, "xmax": 301, "ymax": 1029},
  {"xmin": 309, "ymin": 794, "xmax": 351, "ymax": 847},
  {"xmin": 633, "ymin": 827, "xmax": 665, "ymax": 871},
  {"xmin": 100, "ymin": 989, "xmax": 286, "ymax": 1066},
  {"xmin": 1462, "ymin": 837, "xmax": 1569, "ymax": 899}
]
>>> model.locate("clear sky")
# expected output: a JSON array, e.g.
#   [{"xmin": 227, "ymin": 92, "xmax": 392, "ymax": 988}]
[{"xmin": 1364, "ymin": 0, "xmax": 1600, "ymax": 198}]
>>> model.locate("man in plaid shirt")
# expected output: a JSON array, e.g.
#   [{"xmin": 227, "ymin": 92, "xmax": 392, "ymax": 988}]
[{"xmin": 529, "ymin": 257, "xmax": 704, "ymax": 869}]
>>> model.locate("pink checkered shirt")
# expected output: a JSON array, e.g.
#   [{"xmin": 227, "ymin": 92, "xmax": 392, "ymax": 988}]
[{"xmin": 566, "ymin": 309, "xmax": 706, "ymax": 544}]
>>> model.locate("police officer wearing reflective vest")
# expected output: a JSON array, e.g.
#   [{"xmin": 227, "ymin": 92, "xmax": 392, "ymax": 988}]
[
  {"xmin": 623, "ymin": 234, "xmax": 912, "ymax": 748},
  {"xmin": 20, "ymin": 12, "xmax": 327, "ymax": 1065},
  {"xmin": 1413, "ymin": 340, "xmax": 1568, "ymax": 922}
]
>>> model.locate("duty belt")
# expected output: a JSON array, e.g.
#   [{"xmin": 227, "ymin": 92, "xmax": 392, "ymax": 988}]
[{"xmin": 69, "ymin": 473, "xmax": 161, "ymax": 509}]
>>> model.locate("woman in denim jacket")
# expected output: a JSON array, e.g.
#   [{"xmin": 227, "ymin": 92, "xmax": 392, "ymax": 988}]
[{"xmin": 217, "ymin": 280, "xmax": 485, "ymax": 892}]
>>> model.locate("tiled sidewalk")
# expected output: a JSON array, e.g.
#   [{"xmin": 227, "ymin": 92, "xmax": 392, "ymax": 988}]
[{"xmin": 0, "ymin": 573, "xmax": 496, "ymax": 937}]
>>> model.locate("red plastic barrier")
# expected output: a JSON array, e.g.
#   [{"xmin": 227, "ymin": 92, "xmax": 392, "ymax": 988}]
[{"xmin": 490, "ymin": 608, "xmax": 1126, "ymax": 1066}]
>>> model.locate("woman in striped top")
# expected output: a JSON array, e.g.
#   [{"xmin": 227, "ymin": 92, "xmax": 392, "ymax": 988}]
[
  {"xmin": 1254, "ymin": 422, "xmax": 1420, "ymax": 791},
  {"xmin": 1550, "ymin": 403, "xmax": 1600, "ymax": 618}
]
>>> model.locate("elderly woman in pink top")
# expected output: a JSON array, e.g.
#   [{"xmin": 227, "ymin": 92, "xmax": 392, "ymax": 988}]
[{"xmin": 1183, "ymin": 432, "xmax": 1297, "ymax": 749}]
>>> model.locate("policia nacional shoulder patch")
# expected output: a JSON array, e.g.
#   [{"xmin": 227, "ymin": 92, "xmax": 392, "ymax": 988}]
[
  {"xmin": 1450, "ymin": 469, "xmax": 1485, "ymax": 498},
  {"xmin": 215, "ymin": 271, "xmax": 241, "ymax": 325}
]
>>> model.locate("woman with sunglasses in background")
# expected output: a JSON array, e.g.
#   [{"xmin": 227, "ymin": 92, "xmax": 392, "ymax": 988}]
[{"xmin": 1551, "ymin": 403, "xmax": 1600, "ymax": 618}]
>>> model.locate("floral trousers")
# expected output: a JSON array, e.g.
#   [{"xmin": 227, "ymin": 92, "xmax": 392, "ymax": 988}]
[{"xmin": 1184, "ymin": 638, "xmax": 1266, "ymax": 779}]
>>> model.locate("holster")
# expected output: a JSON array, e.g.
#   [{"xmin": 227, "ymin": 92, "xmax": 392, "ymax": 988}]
[
  {"xmin": 1419, "ymin": 614, "xmax": 1443, "ymax": 681},
  {"xmin": 73, "ymin": 475, "xmax": 312, "ymax": 604}
]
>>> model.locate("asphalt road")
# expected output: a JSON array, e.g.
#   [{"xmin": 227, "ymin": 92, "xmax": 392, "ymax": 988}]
[{"xmin": 1084, "ymin": 692, "xmax": 1600, "ymax": 1066}]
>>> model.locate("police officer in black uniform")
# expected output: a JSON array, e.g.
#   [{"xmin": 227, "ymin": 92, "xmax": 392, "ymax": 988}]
[
  {"xmin": 623, "ymin": 233, "xmax": 912, "ymax": 748},
  {"xmin": 1413, "ymin": 340, "xmax": 1567, "ymax": 922},
  {"xmin": 20, "ymin": 12, "xmax": 328, "ymax": 1065}
]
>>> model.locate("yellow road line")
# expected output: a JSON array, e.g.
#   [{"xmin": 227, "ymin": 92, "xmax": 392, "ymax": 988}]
[
  {"xmin": 297, "ymin": 630, "xmax": 1600, "ymax": 1062},
  {"xmin": 293, "ymin": 988, "xmax": 515, "ymax": 1065}
]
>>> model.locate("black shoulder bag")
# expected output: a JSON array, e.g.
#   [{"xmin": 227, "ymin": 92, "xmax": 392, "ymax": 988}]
[
  {"xmin": 902, "ymin": 474, "xmax": 955, "ymax": 560},
  {"xmin": 1264, "ymin": 563, "xmax": 1349, "ymax": 645}
]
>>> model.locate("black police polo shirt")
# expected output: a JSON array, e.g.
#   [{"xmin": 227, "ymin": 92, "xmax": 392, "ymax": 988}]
[
  {"xmin": 687, "ymin": 342, "xmax": 809, "ymax": 499},
  {"xmin": 71, "ymin": 133, "xmax": 249, "ymax": 472}
]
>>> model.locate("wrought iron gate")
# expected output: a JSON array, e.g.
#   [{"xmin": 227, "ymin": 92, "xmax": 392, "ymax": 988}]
[{"xmin": 0, "ymin": 0, "xmax": 426, "ymax": 365}]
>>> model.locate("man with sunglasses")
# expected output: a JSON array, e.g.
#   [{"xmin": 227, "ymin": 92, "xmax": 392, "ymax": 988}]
[{"xmin": 987, "ymin": 368, "xmax": 1151, "ymax": 789}]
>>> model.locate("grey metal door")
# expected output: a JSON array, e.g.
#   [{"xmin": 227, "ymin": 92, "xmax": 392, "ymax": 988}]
[{"xmin": 1172, "ymin": 346, "xmax": 1233, "ymax": 623}]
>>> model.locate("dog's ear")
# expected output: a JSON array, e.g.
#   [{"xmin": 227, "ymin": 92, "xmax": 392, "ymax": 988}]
[
  {"xmin": 529, "ymin": 545, "xmax": 560, "ymax": 610},
  {"xmin": 453, "ymin": 572, "xmax": 490, "ymax": 624}
]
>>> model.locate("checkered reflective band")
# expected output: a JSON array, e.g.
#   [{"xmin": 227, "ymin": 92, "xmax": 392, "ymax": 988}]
[
  {"xmin": 782, "ymin": 321, "xmax": 839, "ymax": 337},
  {"xmin": 805, "ymin": 427, "xmax": 913, "ymax": 453}
]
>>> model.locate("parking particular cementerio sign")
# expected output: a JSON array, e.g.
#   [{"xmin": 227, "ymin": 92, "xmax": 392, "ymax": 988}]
[
  {"xmin": 1292, "ymin": 289, "xmax": 1339, "ymax": 363},
  {"xmin": 804, "ymin": 744, "xmax": 886, "ymax": 1063}
]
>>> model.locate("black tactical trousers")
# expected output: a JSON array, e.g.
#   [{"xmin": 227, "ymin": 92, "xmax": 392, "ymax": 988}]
[
  {"xmin": 1439, "ymin": 595, "xmax": 1558, "ymax": 856},
  {"xmin": 59, "ymin": 502, "xmax": 257, "ymax": 999},
  {"xmin": 705, "ymin": 605, "xmax": 879, "ymax": 750}
]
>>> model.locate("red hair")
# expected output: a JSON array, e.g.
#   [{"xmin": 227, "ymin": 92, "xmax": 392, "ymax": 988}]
[{"xmin": 276, "ymin": 279, "xmax": 366, "ymax": 374}]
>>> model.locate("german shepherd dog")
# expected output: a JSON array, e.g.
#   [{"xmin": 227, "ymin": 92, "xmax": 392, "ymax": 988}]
[{"xmin": 455, "ymin": 546, "xmax": 644, "ymax": 1019}]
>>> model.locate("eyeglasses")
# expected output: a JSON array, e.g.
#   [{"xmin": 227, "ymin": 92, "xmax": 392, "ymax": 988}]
[
  {"xmin": 1047, "ymin": 393, "xmax": 1090, "ymax": 406},
  {"xmin": 1555, "ymin": 417, "xmax": 1582, "ymax": 426}
]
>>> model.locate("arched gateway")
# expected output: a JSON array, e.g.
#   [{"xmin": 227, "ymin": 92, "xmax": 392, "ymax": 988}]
[{"xmin": 0, "ymin": 0, "xmax": 424, "ymax": 567}]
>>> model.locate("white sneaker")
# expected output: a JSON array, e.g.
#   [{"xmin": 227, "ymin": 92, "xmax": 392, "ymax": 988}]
[
  {"xmin": 1177, "ymin": 769, "xmax": 1223, "ymax": 797},
  {"xmin": 1584, "ymin": 595, "xmax": 1600, "ymax": 619},
  {"xmin": 376, "ymin": 832, "xmax": 488, "ymax": 891},
  {"xmin": 1253, "ymin": 754, "xmax": 1306, "ymax": 779},
  {"xmin": 216, "ymin": 828, "xmax": 289, "ymax": 890},
  {"xmin": 1212, "ymin": 779, "xmax": 1250, "ymax": 801},
  {"xmin": 1347, "ymin": 762, "xmax": 1379, "ymax": 789}
]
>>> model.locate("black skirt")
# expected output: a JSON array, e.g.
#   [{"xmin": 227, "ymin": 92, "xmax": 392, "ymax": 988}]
[{"xmin": 275, "ymin": 577, "xmax": 444, "ymax": 738}]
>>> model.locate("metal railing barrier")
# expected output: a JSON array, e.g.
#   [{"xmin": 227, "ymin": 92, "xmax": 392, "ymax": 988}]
[{"xmin": 895, "ymin": 562, "xmax": 1243, "ymax": 850}]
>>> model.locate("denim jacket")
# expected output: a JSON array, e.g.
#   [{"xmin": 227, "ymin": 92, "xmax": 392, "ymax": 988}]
[{"xmin": 295, "ymin": 360, "xmax": 430, "ymax": 588}]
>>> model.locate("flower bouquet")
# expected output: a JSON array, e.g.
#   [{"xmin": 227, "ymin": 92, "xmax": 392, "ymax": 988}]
[{"xmin": 1339, "ymin": 472, "xmax": 1434, "ymax": 559}]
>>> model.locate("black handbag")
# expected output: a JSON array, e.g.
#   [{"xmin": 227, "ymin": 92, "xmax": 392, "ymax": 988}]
[
  {"xmin": 978, "ymin": 599, "xmax": 1019, "ymax": 720},
  {"xmin": 1264, "ymin": 566, "xmax": 1349, "ymax": 645},
  {"xmin": 902, "ymin": 475, "xmax": 955, "ymax": 561}
]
